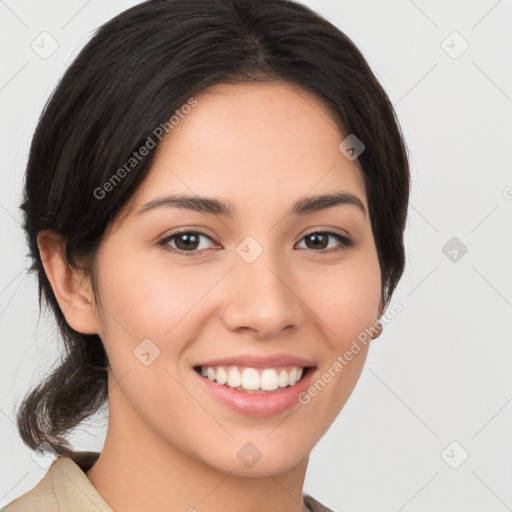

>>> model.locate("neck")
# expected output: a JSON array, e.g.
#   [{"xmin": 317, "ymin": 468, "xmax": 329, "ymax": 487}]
[{"xmin": 86, "ymin": 379, "xmax": 309, "ymax": 512}]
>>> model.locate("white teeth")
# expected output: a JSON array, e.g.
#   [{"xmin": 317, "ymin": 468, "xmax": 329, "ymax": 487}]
[
  {"xmin": 216, "ymin": 366, "xmax": 227, "ymax": 385},
  {"xmin": 227, "ymin": 367, "xmax": 242, "ymax": 388},
  {"xmin": 241, "ymin": 368, "xmax": 260, "ymax": 390},
  {"xmin": 288, "ymin": 367, "xmax": 297, "ymax": 386},
  {"xmin": 277, "ymin": 369, "xmax": 289, "ymax": 388},
  {"xmin": 198, "ymin": 365, "xmax": 306, "ymax": 391},
  {"xmin": 260, "ymin": 369, "xmax": 278, "ymax": 391}
]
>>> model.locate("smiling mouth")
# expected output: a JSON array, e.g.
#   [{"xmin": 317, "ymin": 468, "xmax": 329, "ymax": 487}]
[{"xmin": 193, "ymin": 364, "xmax": 314, "ymax": 394}]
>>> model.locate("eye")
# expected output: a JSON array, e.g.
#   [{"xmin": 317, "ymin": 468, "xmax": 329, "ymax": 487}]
[
  {"xmin": 159, "ymin": 229, "xmax": 218, "ymax": 256},
  {"xmin": 159, "ymin": 229, "xmax": 354, "ymax": 257},
  {"xmin": 295, "ymin": 231, "xmax": 354, "ymax": 253}
]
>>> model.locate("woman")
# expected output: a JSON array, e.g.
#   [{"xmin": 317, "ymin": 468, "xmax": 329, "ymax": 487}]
[{"xmin": 4, "ymin": 0, "xmax": 410, "ymax": 510}]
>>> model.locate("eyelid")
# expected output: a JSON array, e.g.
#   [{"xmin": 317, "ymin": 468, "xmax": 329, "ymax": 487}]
[
  {"xmin": 297, "ymin": 230, "xmax": 354, "ymax": 252},
  {"xmin": 158, "ymin": 228, "xmax": 220, "ymax": 255},
  {"xmin": 158, "ymin": 226, "xmax": 219, "ymax": 242},
  {"xmin": 301, "ymin": 226, "xmax": 352, "ymax": 240}
]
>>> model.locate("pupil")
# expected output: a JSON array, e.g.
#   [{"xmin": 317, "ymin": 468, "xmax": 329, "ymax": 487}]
[
  {"xmin": 177, "ymin": 233, "xmax": 199, "ymax": 250},
  {"xmin": 307, "ymin": 233, "xmax": 327, "ymax": 249}
]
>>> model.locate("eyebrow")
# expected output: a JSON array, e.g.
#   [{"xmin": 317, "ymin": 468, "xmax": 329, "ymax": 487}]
[{"xmin": 137, "ymin": 191, "xmax": 367, "ymax": 218}]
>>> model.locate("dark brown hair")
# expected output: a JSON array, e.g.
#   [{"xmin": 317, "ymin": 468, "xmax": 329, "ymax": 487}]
[{"xmin": 16, "ymin": 0, "xmax": 410, "ymax": 460}]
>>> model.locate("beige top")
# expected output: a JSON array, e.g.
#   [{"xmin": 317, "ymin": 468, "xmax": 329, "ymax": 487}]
[{"xmin": 2, "ymin": 451, "xmax": 333, "ymax": 512}]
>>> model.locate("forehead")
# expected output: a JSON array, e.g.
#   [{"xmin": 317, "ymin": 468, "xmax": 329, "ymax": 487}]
[{"xmin": 121, "ymin": 81, "xmax": 367, "ymax": 222}]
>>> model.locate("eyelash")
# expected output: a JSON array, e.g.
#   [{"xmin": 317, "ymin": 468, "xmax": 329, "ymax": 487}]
[{"xmin": 158, "ymin": 229, "xmax": 354, "ymax": 257}]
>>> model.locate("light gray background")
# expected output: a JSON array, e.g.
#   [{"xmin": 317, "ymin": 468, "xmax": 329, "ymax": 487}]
[{"xmin": 1, "ymin": 1, "xmax": 511, "ymax": 511}]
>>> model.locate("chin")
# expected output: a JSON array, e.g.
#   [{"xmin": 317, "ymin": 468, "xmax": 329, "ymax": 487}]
[{"xmin": 197, "ymin": 439, "xmax": 310, "ymax": 478}]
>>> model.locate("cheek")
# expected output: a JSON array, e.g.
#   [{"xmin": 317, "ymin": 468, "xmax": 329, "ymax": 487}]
[
  {"xmin": 92, "ymin": 252, "xmax": 206, "ymax": 425},
  {"xmin": 298, "ymin": 252, "xmax": 380, "ymax": 421},
  {"xmin": 93, "ymin": 247, "xmax": 226, "ymax": 397},
  {"xmin": 295, "ymin": 259, "xmax": 380, "ymax": 428},
  {"xmin": 95, "ymin": 248, "xmax": 213, "ymax": 342},
  {"xmin": 297, "ymin": 253, "xmax": 381, "ymax": 347}
]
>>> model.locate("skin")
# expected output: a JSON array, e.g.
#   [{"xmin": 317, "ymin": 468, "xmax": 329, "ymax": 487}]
[{"xmin": 39, "ymin": 81, "xmax": 382, "ymax": 512}]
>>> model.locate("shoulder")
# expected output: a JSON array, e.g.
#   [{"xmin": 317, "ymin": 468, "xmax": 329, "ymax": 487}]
[
  {"xmin": 2, "ymin": 461, "xmax": 59, "ymax": 512},
  {"xmin": 2, "ymin": 452, "xmax": 111, "ymax": 512},
  {"xmin": 303, "ymin": 493, "xmax": 335, "ymax": 512}
]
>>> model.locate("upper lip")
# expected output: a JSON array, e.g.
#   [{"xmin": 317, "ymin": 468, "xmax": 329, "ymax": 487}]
[{"xmin": 194, "ymin": 353, "xmax": 317, "ymax": 369}]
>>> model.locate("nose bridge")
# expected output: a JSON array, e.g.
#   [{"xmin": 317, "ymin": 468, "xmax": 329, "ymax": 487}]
[{"xmin": 222, "ymin": 236, "xmax": 303, "ymax": 336}]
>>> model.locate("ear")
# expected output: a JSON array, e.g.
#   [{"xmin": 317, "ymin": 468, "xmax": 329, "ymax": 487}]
[
  {"xmin": 37, "ymin": 230, "xmax": 100, "ymax": 335},
  {"xmin": 371, "ymin": 296, "xmax": 385, "ymax": 340}
]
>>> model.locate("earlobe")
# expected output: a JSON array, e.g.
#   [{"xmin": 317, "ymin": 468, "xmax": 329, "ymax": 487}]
[
  {"xmin": 371, "ymin": 319, "xmax": 383, "ymax": 340},
  {"xmin": 37, "ymin": 230, "xmax": 100, "ymax": 335}
]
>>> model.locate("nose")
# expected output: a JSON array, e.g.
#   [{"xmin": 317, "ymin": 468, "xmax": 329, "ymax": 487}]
[{"xmin": 221, "ymin": 246, "xmax": 305, "ymax": 339}]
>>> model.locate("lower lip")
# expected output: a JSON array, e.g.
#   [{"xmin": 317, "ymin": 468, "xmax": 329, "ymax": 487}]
[{"xmin": 195, "ymin": 368, "xmax": 316, "ymax": 418}]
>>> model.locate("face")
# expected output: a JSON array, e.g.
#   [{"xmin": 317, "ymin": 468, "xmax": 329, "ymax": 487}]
[{"xmin": 89, "ymin": 81, "xmax": 381, "ymax": 477}]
